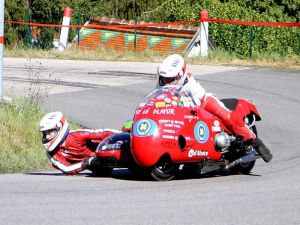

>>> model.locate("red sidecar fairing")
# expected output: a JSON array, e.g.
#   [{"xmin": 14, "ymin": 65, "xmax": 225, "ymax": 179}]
[{"xmin": 131, "ymin": 87, "xmax": 225, "ymax": 167}]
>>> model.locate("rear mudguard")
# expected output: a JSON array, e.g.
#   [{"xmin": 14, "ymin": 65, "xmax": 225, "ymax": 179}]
[
  {"xmin": 222, "ymin": 98, "xmax": 261, "ymax": 121},
  {"xmin": 238, "ymin": 98, "xmax": 261, "ymax": 121},
  {"xmin": 246, "ymin": 100, "xmax": 261, "ymax": 121}
]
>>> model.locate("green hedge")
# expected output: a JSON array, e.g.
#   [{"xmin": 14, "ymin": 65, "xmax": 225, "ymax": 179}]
[
  {"xmin": 4, "ymin": 0, "xmax": 300, "ymax": 56},
  {"xmin": 144, "ymin": 0, "xmax": 299, "ymax": 57}
]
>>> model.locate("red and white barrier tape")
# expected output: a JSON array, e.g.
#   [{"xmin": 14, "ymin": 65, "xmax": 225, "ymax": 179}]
[{"xmin": 4, "ymin": 18, "xmax": 300, "ymax": 29}]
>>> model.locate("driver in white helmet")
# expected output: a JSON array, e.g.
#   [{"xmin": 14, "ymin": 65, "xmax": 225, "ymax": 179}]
[
  {"xmin": 157, "ymin": 54, "xmax": 272, "ymax": 163},
  {"xmin": 39, "ymin": 111, "xmax": 120, "ymax": 175}
]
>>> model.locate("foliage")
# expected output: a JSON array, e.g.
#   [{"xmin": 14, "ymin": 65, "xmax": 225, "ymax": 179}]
[
  {"xmin": 4, "ymin": 0, "xmax": 300, "ymax": 56},
  {"xmin": 197, "ymin": 0, "xmax": 300, "ymax": 56},
  {"xmin": 137, "ymin": 0, "xmax": 300, "ymax": 57},
  {"xmin": 4, "ymin": 0, "xmax": 27, "ymax": 46}
]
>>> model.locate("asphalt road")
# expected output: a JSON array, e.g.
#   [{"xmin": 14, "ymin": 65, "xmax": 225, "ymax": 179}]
[{"xmin": 1, "ymin": 58, "xmax": 300, "ymax": 225}]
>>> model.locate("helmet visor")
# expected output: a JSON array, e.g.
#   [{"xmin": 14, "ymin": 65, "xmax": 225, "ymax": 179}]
[
  {"xmin": 42, "ymin": 129, "xmax": 58, "ymax": 144},
  {"xmin": 159, "ymin": 75, "xmax": 181, "ymax": 87}
]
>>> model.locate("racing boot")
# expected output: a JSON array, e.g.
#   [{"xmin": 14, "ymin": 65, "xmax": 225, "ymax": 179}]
[
  {"xmin": 252, "ymin": 138, "xmax": 273, "ymax": 163},
  {"xmin": 233, "ymin": 137, "xmax": 273, "ymax": 163}
]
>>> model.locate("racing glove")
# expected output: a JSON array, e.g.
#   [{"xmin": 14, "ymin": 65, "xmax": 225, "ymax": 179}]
[{"xmin": 82, "ymin": 156, "xmax": 99, "ymax": 170}]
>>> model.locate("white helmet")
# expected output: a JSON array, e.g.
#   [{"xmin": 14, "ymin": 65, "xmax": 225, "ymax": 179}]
[
  {"xmin": 157, "ymin": 54, "xmax": 187, "ymax": 87},
  {"xmin": 39, "ymin": 111, "xmax": 69, "ymax": 152}
]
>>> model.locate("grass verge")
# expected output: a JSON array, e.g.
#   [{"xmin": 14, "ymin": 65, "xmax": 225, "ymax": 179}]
[
  {"xmin": 0, "ymin": 99, "xmax": 49, "ymax": 173},
  {"xmin": 0, "ymin": 98, "xmax": 81, "ymax": 174}
]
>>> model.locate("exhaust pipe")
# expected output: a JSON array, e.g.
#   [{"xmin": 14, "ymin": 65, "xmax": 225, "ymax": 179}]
[{"xmin": 226, "ymin": 150, "xmax": 261, "ymax": 170}]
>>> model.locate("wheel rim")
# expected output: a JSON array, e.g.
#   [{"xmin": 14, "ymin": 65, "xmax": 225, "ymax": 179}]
[
  {"xmin": 151, "ymin": 157, "xmax": 179, "ymax": 181},
  {"xmin": 155, "ymin": 159, "xmax": 176, "ymax": 174}
]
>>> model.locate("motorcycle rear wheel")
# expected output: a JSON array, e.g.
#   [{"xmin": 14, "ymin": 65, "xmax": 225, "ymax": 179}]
[
  {"xmin": 231, "ymin": 122, "xmax": 257, "ymax": 175},
  {"xmin": 150, "ymin": 156, "xmax": 179, "ymax": 181}
]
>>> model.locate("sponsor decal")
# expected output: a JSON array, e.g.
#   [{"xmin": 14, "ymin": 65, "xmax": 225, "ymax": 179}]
[
  {"xmin": 212, "ymin": 126, "xmax": 221, "ymax": 132},
  {"xmin": 214, "ymin": 120, "xmax": 220, "ymax": 126},
  {"xmin": 163, "ymin": 129, "xmax": 176, "ymax": 134},
  {"xmin": 102, "ymin": 142, "xmax": 122, "ymax": 150},
  {"xmin": 147, "ymin": 100, "xmax": 155, "ymax": 107},
  {"xmin": 194, "ymin": 121, "xmax": 209, "ymax": 143},
  {"xmin": 184, "ymin": 115, "xmax": 195, "ymax": 120},
  {"xmin": 174, "ymin": 120, "xmax": 184, "ymax": 125},
  {"xmin": 171, "ymin": 100, "xmax": 178, "ymax": 106},
  {"xmin": 212, "ymin": 120, "xmax": 221, "ymax": 132},
  {"xmin": 159, "ymin": 120, "xmax": 184, "ymax": 124},
  {"xmin": 178, "ymin": 101, "xmax": 184, "ymax": 107},
  {"xmin": 178, "ymin": 96, "xmax": 194, "ymax": 107},
  {"xmin": 133, "ymin": 119, "xmax": 157, "ymax": 137},
  {"xmin": 157, "ymin": 94, "xmax": 166, "ymax": 100},
  {"xmin": 161, "ymin": 141, "xmax": 177, "ymax": 147},
  {"xmin": 153, "ymin": 108, "xmax": 175, "ymax": 115},
  {"xmin": 155, "ymin": 101, "xmax": 166, "ymax": 108},
  {"xmin": 162, "ymin": 135, "xmax": 176, "ymax": 140},
  {"xmin": 171, "ymin": 59, "xmax": 180, "ymax": 67},
  {"xmin": 164, "ymin": 98, "xmax": 171, "ymax": 104},
  {"xmin": 188, "ymin": 149, "xmax": 209, "ymax": 158},
  {"xmin": 159, "ymin": 119, "xmax": 184, "ymax": 128},
  {"xmin": 136, "ymin": 108, "xmax": 150, "ymax": 115},
  {"xmin": 159, "ymin": 119, "xmax": 171, "ymax": 123},
  {"xmin": 142, "ymin": 108, "xmax": 150, "ymax": 114}
]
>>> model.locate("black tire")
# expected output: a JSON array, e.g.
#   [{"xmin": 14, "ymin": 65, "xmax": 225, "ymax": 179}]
[{"xmin": 150, "ymin": 156, "xmax": 179, "ymax": 181}]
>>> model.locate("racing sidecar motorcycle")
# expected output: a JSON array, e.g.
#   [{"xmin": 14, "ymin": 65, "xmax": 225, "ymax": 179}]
[{"xmin": 95, "ymin": 86, "xmax": 264, "ymax": 181}]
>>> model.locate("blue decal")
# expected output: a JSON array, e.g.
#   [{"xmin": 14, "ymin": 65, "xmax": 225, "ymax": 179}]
[
  {"xmin": 194, "ymin": 121, "xmax": 209, "ymax": 143},
  {"xmin": 171, "ymin": 59, "xmax": 180, "ymax": 67},
  {"xmin": 133, "ymin": 119, "xmax": 157, "ymax": 137}
]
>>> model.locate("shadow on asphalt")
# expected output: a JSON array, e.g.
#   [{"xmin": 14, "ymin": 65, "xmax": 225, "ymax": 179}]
[
  {"xmin": 26, "ymin": 171, "xmax": 92, "ymax": 176},
  {"xmin": 85, "ymin": 168, "xmax": 261, "ymax": 181},
  {"xmin": 27, "ymin": 168, "xmax": 261, "ymax": 181}
]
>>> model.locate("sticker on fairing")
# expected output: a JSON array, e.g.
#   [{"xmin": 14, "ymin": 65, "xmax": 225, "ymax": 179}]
[
  {"xmin": 194, "ymin": 121, "xmax": 209, "ymax": 143},
  {"xmin": 133, "ymin": 119, "xmax": 157, "ymax": 137},
  {"xmin": 155, "ymin": 101, "xmax": 166, "ymax": 108}
]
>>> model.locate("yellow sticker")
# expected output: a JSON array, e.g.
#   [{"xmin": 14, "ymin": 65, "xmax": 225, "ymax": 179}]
[{"xmin": 155, "ymin": 102, "xmax": 166, "ymax": 108}]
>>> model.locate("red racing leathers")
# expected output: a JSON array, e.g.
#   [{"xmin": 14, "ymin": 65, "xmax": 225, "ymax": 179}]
[
  {"xmin": 177, "ymin": 73, "xmax": 256, "ymax": 141},
  {"xmin": 46, "ymin": 128, "xmax": 119, "ymax": 175}
]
